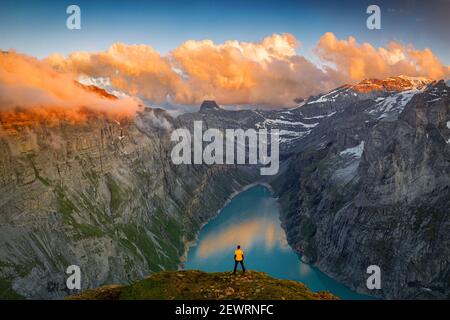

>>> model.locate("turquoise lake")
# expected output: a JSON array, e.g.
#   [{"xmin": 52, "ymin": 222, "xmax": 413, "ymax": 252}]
[{"xmin": 184, "ymin": 184, "xmax": 372, "ymax": 300}]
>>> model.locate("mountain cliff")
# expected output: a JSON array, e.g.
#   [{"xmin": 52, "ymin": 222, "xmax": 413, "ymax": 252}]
[
  {"xmin": 0, "ymin": 106, "xmax": 257, "ymax": 299},
  {"xmin": 0, "ymin": 75, "xmax": 448, "ymax": 299},
  {"xmin": 273, "ymin": 79, "xmax": 449, "ymax": 299}
]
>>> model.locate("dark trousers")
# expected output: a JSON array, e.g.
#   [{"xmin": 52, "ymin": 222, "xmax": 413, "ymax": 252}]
[{"xmin": 233, "ymin": 260, "xmax": 245, "ymax": 273}]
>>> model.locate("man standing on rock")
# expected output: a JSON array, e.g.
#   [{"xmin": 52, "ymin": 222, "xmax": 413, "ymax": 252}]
[{"xmin": 233, "ymin": 245, "xmax": 245, "ymax": 274}]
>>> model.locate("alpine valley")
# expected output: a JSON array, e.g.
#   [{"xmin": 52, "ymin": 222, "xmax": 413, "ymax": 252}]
[{"xmin": 0, "ymin": 75, "xmax": 448, "ymax": 300}]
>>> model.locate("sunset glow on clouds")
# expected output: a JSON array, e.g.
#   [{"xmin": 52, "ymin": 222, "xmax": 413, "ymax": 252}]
[
  {"xmin": 1, "ymin": 32, "xmax": 449, "ymax": 115},
  {"xmin": 0, "ymin": 51, "xmax": 141, "ymax": 124},
  {"xmin": 316, "ymin": 32, "xmax": 450, "ymax": 83}
]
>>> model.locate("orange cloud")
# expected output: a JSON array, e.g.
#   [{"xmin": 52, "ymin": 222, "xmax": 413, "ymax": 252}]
[
  {"xmin": 0, "ymin": 51, "xmax": 141, "ymax": 126},
  {"xmin": 46, "ymin": 34, "xmax": 331, "ymax": 107},
  {"xmin": 171, "ymin": 33, "xmax": 329, "ymax": 106},
  {"xmin": 46, "ymin": 43, "xmax": 192, "ymax": 105},
  {"xmin": 315, "ymin": 32, "xmax": 450, "ymax": 82},
  {"xmin": 3, "ymin": 33, "xmax": 449, "ymax": 113}
]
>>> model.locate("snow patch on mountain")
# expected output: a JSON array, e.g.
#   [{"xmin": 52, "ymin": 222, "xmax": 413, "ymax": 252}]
[
  {"xmin": 308, "ymin": 88, "xmax": 342, "ymax": 104},
  {"xmin": 367, "ymin": 89, "xmax": 423, "ymax": 121},
  {"xmin": 340, "ymin": 141, "xmax": 365, "ymax": 158},
  {"xmin": 396, "ymin": 75, "xmax": 431, "ymax": 88},
  {"xmin": 78, "ymin": 76, "xmax": 130, "ymax": 98},
  {"xmin": 302, "ymin": 112, "xmax": 337, "ymax": 119},
  {"xmin": 263, "ymin": 118, "xmax": 318, "ymax": 128},
  {"xmin": 278, "ymin": 130, "xmax": 311, "ymax": 143}
]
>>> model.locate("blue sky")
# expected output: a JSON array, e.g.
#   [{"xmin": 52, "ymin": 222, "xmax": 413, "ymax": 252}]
[{"xmin": 0, "ymin": 0, "xmax": 449, "ymax": 64}]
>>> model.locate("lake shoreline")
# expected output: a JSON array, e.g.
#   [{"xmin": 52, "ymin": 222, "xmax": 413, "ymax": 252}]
[
  {"xmin": 177, "ymin": 183, "xmax": 373, "ymax": 300},
  {"xmin": 178, "ymin": 182, "xmax": 273, "ymax": 270}
]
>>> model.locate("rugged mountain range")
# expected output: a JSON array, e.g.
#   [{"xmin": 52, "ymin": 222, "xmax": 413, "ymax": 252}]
[
  {"xmin": 0, "ymin": 75, "xmax": 448, "ymax": 299},
  {"xmin": 272, "ymin": 77, "xmax": 450, "ymax": 299}
]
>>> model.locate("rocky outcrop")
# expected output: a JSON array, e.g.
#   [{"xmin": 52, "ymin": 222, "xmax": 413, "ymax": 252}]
[
  {"xmin": 67, "ymin": 270, "xmax": 338, "ymax": 300},
  {"xmin": 199, "ymin": 100, "xmax": 222, "ymax": 112}
]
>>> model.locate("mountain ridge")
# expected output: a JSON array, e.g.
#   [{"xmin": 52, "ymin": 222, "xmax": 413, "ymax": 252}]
[{"xmin": 66, "ymin": 270, "xmax": 338, "ymax": 300}]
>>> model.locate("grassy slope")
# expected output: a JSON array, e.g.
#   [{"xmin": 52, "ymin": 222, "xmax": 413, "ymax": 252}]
[{"xmin": 67, "ymin": 270, "xmax": 338, "ymax": 300}]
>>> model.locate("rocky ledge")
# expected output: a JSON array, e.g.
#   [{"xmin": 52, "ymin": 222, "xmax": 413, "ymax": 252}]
[{"xmin": 66, "ymin": 270, "xmax": 337, "ymax": 300}]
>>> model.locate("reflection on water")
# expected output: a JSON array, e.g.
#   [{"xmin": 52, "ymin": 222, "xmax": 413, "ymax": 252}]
[
  {"xmin": 196, "ymin": 218, "xmax": 288, "ymax": 259},
  {"xmin": 184, "ymin": 185, "xmax": 373, "ymax": 300}
]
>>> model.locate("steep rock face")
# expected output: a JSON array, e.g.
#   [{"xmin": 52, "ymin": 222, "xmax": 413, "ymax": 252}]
[
  {"xmin": 0, "ymin": 108, "xmax": 257, "ymax": 299},
  {"xmin": 273, "ymin": 81, "xmax": 450, "ymax": 299}
]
